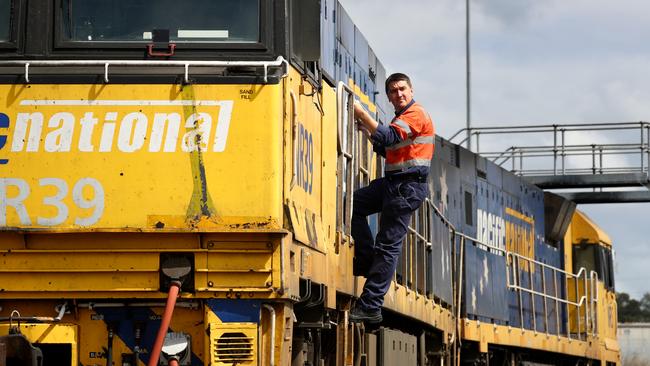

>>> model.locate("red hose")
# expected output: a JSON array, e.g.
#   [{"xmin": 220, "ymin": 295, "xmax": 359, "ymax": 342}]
[{"xmin": 148, "ymin": 281, "xmax": 181, "ymax": 366}]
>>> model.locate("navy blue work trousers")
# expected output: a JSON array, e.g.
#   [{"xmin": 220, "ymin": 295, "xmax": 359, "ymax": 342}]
[{"xmin": 351, "ymin": 176, "xmax": 428, "ymax": 311}]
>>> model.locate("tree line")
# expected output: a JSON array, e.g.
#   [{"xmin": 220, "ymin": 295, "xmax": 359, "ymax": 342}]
[{"xmin": 617, "ymin": 292, "xmax": 650, "ymax": 322}]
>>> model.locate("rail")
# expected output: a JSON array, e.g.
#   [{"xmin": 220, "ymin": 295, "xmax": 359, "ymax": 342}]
[
  {"xmin": 397, "ymin": 194, "xmax": 599, "ymax": 341},
  {"xmin": 590, "ymin": 270, "xmax": 599, "ymax": 337},
  {"xmin": 0, "ymin": 57, "xmax": 289, "ymax": 83},
  {"xmin": 506, "ymin": 253, "xmax": 598, "ymax": 339},
  {"xmin": 450, "ymin": 122, "xmax": 650, "ymax": 178},
  {"xmin": 290, "ymin": 90, "xmax": 299, "ymax": 190},
  {"xmin": 336, "ymin": 82, "xmax": 356, "ymax": 239}
]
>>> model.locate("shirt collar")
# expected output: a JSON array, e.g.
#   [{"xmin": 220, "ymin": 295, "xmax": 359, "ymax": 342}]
[{"xmin": 394, "ymin": 99, "xmax": 416, "ymax": 118}]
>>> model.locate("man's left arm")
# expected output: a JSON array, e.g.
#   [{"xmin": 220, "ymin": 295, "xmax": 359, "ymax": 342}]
[{"xmin": 353, "ymin": 102, "xmax": 379, "ymax": 135}]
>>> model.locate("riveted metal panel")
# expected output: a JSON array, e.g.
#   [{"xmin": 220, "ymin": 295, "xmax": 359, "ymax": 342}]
[
  {"xmin": 488, "ymin": 251, "xmax": 509, "ymax": 322},
  {"xmin": 502, "ymin": 165, "xmax": 524, "ymax": 196},
  {"xmin": 458, "ymin": 146, "xmax": 477, "ymax": 235},
  {"xmin": 320, "ymin": 0, "xmax": 336, "ymax": 79},
  {"xmin": 292, "ymin": 0, "xmax": 321, "ymax": 62},
  {"xmin": 368, "ymin": 47, "xmax": 377, "ymax": 72},
  {"xmin": 379, "ymin": 328, "xmax": 417, "ymax": 366},
  {"xmin": 337, "ymin": 41, "xmax": 353, "ymax": 85},
  {"xmin": 367, "ymin": 79, "xmax": 376, "ymax": 105},
  {"xmin": 476, "ymin": 155, "xmax": 487, "ymax": 178},
  {"xmin": 463, "ymin": 244, "xmax": 508, "ymax": 322},
  {"xmin": 367, "ymin": 46, "xmax": 379, "ymax": 100},
  {"xmin": 353, "ymin": 27, "xmax": 369, "ymax": 73},
  {"xmin": 436, "ymin": 143, "xmax": 462, "ymax": 229},
  {"xmin": 354, "ymin": 62, "xmax": 368, "ymax": 97},
  {"xmin": 428, "ymin": 137, "xmax": 454, "ymax": 305},
  {"xmin": 486, "ymin": 158, "xmax": 504, "ymax": 188},
  {"xmin": 462, "ymin": 183, "xmax": 477, "ymax": 248},
  {"xmin": 468, "ymin": 246, "xmax": 491, "ymax": 320},
  {"xmin": 429, "ymin": 212, "xmax": 453, "ymax": 305},
  {"xmin": 375, "ymin": 61, "xmax": 388, "ymax": 117},
  {"xmin": 334, "ymin": 40, "xmax": 342, "ymax": 81},
  {"xmin": 463, "ymin": 242, "xmax": 479, "ymax": 316},
  {"xmin": 337, "ymin": 3, "xmax": 354, "ymax": 52}
]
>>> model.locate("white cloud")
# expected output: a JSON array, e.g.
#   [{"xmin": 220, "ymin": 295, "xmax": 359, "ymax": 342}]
[{"xmin": 473, "ymin": 0, "xmax": 543, "ymax": 30}]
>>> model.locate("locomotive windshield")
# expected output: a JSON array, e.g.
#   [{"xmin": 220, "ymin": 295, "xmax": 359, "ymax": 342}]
[
  {"xmin": 61, "ymin": 0, "xmax": 260, "ymax": 43},
  {"xmin": 573, "ymin": 243, "xmax": 615, "ymax": 290},
  {"xmin": 0, "ymin": 0, "xmax": 10, "ymax": 41}
]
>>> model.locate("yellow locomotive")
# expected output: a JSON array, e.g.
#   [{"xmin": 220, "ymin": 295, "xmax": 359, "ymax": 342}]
[{"xmin": 0, "ymin": 0, "xmax": 619, "ymax": 365}]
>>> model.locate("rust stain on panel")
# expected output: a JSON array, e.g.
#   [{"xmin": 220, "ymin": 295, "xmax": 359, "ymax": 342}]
[{"xmin": 180, "ymin": 84, "xmax": 218, "ymax": 222}]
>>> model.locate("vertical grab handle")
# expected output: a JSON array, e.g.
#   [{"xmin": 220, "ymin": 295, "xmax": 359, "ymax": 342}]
[
  {"xmin": 289, "ymin": 90, "xmax": 299, "ymax": 190},
  {"xmin": 262, "ymin": 305, "xmax": 276, "ymax": 366},
  {"xmin": 335, "ymin": 82, "xmax": 356, "ymax": 237}
]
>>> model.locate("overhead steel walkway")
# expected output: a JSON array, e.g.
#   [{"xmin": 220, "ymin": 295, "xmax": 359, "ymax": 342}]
[{"xmin": 450, "ymin": 122, "xmax": 650, "ymax": 203}]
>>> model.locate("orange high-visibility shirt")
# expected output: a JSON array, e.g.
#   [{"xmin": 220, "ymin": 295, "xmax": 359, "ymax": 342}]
[{"xmin": 384, "ymin": 102, "xmax": 435, "ymax": 172}]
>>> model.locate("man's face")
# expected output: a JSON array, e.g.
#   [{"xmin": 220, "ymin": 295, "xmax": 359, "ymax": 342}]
[{"xmin": 387, "ymin": 80, "xmax": 414, "ymax": 111}]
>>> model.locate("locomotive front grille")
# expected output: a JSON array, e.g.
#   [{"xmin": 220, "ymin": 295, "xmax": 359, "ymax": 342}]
[{"xmin": 214, "ymin": 332, "xmax": 254, "ymax": 363}]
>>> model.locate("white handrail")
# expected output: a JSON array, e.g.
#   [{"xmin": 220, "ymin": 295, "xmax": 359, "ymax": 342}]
[
  {"xmin": 0, "ymin": 56, "xmax": 289, "ymax": 83},
  {"xmin": 289, "ymin": 90, "xmax": 299, "ymax": 190},
  {"xmin": 335, "ymin": 81, "xmax": 356, "ymax": 236},
  {"xmin": 437, "ymin": 207, "xmax": 597, "ymax": 338},
  {"xmin": 590, "ymin": 270, "xmax": 599, "ymax": 336}
]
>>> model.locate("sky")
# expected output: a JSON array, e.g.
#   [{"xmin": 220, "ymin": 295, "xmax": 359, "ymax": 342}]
[{"xmin": 339, "ymin": 0, "xmax": 650, "ymax": 298}]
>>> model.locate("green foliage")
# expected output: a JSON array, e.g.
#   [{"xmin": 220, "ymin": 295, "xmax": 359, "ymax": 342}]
[{"xmin": 617, "ymin": 292, "xmax": 650, "ymax": 322}]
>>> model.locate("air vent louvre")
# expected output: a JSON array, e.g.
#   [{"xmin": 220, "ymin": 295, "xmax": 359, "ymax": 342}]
[{"xmin": 215, "ymin": 332, "xmax": 254, "ymax": 363}]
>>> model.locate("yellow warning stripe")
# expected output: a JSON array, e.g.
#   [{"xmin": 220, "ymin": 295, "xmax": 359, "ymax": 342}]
[{"xmin": 505, "ymin": 207, "xmax": 534, "ymax": 225}]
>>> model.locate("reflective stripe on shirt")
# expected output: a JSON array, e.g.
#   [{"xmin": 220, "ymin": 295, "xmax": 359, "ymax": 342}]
[
  {"xmin": 392, "ymin": 119, "xmax": 413, "ymax": 138},
  {"xmin": 385, "ymin": 135, "xmax": 435, "ymax": 151},
  {"xmin": 385, "ymin": 158, "xmax": 432, "ymax": 171}
]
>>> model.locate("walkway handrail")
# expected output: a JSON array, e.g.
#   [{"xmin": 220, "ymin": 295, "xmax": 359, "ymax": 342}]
[
  {"xmin": 450, "ymin": 121, "xmax": 650, "ymax": 179},
  {"xmin": 419, "ymin": 197, "xmax": 599, "ymax": 340}
]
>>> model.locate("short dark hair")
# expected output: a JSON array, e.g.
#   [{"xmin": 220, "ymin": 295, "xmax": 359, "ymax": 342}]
[{"xmin": 385, "ymin": 73, "xmax": 412, "ymax": 94}]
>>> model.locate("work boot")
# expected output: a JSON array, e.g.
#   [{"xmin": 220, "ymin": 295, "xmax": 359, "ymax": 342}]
[{"xmin": 349, "ymin": 306, "xmax": 382, "ymax": 324}]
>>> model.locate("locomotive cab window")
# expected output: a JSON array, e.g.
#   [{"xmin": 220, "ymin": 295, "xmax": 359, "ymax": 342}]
[
  {"xmin": 599, "ymin": 246, "xmax": 615, "ymax": 290},
  {"xmin": 573, "ymin": 243, "xmax": 615, "ymax": 290},
  {"xmin": 573, "ymin": 244, "xmax": 597, "ymax": 275},
  {"xmin": 59, "ymin": 0, "xmax": 260, "ymax": 44}
]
